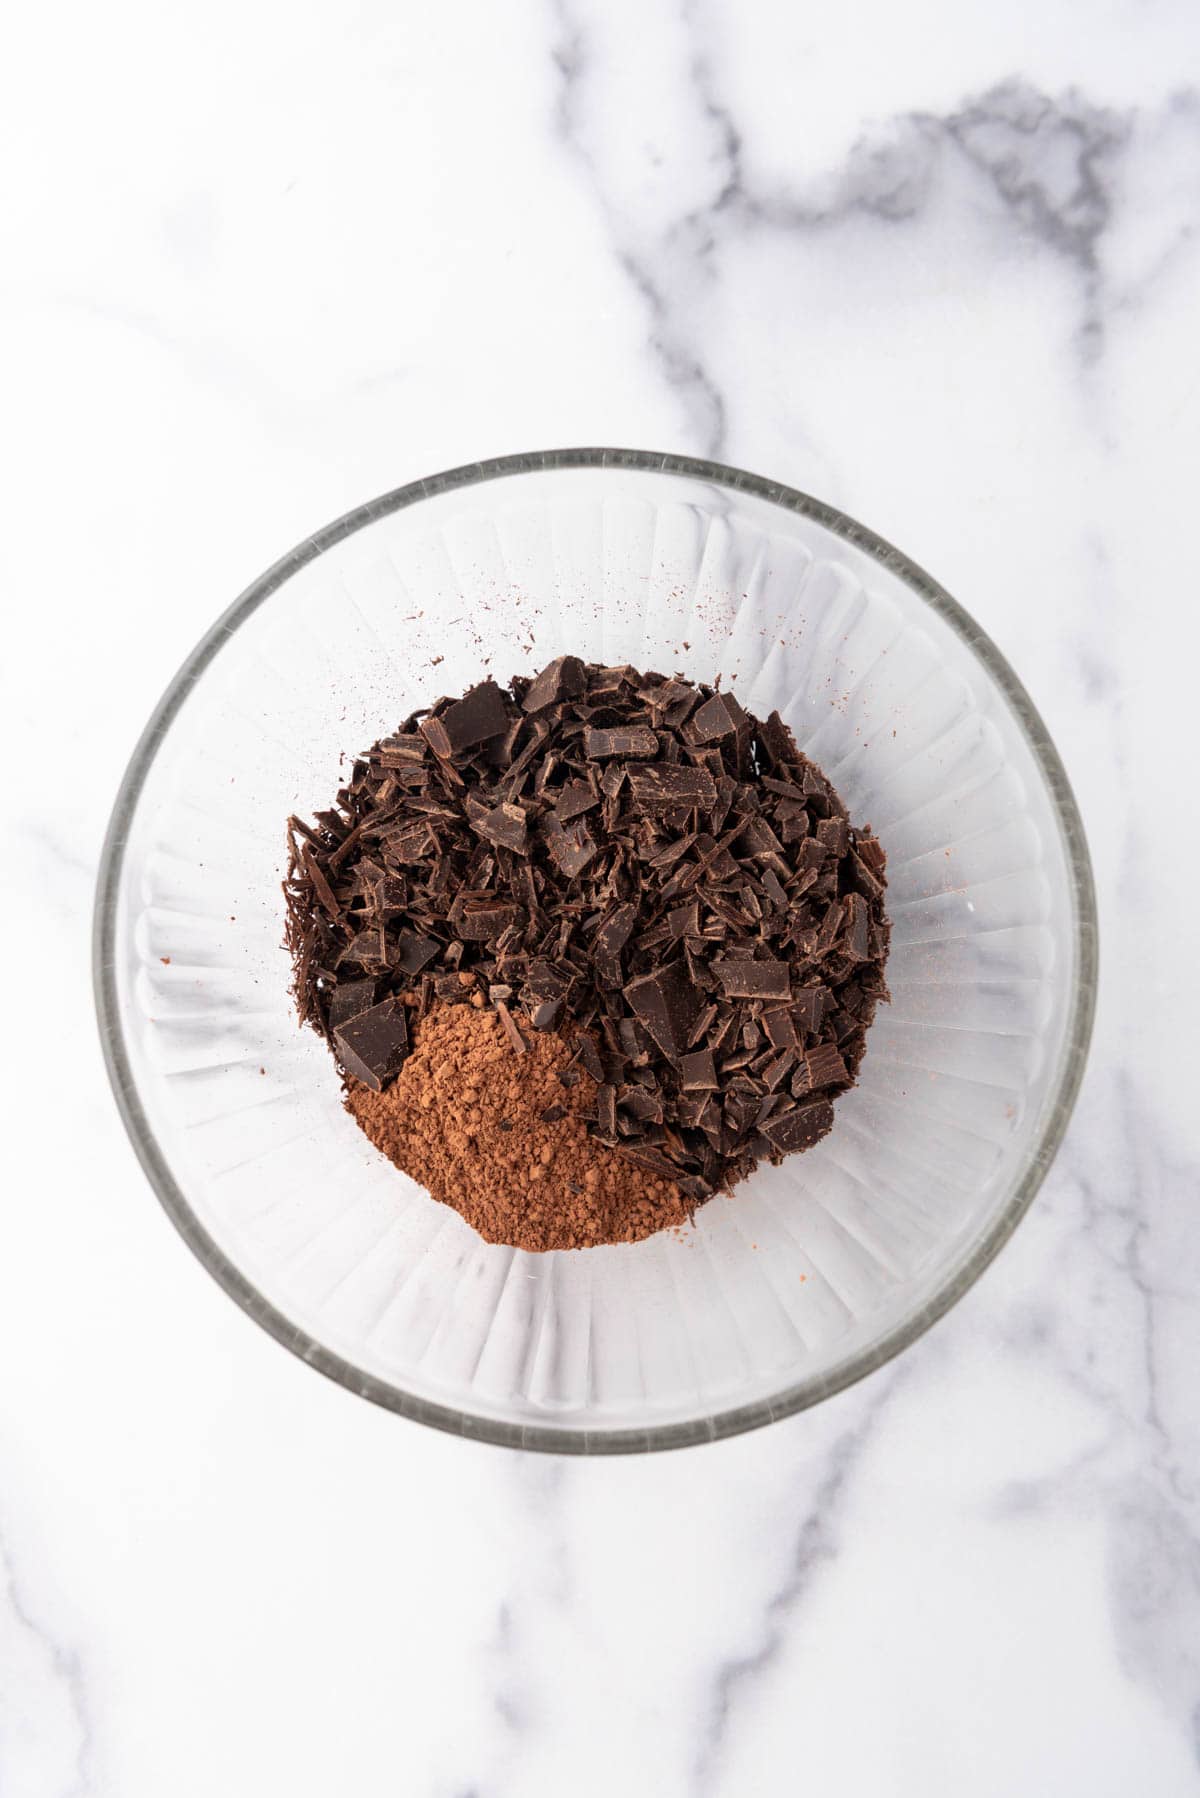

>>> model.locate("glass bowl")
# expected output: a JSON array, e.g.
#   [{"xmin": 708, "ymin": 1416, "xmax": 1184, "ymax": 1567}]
[{"xmin": 93, "ymin": 450, "xmax": 1096, "ymax": 1453}]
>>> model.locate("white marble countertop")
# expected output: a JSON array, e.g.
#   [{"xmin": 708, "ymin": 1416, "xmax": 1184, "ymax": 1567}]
[{"xmin": 4, "ymin": 1, "xmax": 1199, "ymax": 1792}]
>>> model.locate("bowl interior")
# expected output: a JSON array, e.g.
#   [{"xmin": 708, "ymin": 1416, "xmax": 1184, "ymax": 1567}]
[{"xmin": 99, "ymin": 457, "xmax": 1092, "ymax": 1448}]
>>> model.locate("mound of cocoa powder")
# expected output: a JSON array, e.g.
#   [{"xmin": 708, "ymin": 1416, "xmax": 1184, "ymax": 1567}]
[{"xmin": 347, "ymin": 1001, "xmax": 689, "ymax": 1250}]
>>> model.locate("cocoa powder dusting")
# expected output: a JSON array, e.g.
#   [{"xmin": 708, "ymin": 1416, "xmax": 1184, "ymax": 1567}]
[{"xmin": 346, "ymin": 1003, "xmax": 689, "ymax": 1250}]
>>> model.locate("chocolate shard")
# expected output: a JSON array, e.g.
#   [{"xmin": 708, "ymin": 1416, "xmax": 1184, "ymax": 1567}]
[
  {"xmin": 762, "ymin": 1007, "xmax": 798, "ymax": 1051},
  {"xmin": 340, "ymin": 925, "xmax": 388, "ymax": 967},
  {"xmin": 762, "ymin": 1051, "xmax": 796, "ymax": 1092},
  {"xmin": 573, "ymin": 1033, "xmax": 605, "ymax": 1082},
  {"xmin": 495, "ymin": 999, "xmax": 528, "ymax": 1055},
  {"xmin": 539, "ymin": 1103, "xmax": 567, "ymax": 1123},
  {"xmin": 761, "ymin": 1097, "xmax": 835, "ymax": 1154},
  {"xmin": 593, "ymin": 901, "xmax": 637, "ymax": 963},
  {"xmin": 555, "ymin": 779, "xmax": 600, "ymax": 822},
  {"xmin": 466, "ymin": 796, "xmax": 529, "ymax": 853},
  {"xmin": 618, "ymin": 1086, "xmax": 663, "ymax": 1123},
  {"xmin": 394, "ymin": 929, "xmax": 441, "ymax": 976},
  {"xmin": 596, "ymin": 1084, "xmax": 618, "ymax": 1140},
  {"xmin": 523, "ymin": 958, "xmax": 570, "ymax": 1031},
  {"xmin": 625, "ymin": 964, "xmax": 701, "ymax": 1059},
  {"xmin": 334, "ymin": 998, "xmax": 409, "ymax": 1091},
  {"xmin": 522, "ymin": 654, "xmax": 586, "ymax": 713},
  {"xmin": 791, "ymin": 985, "xmax": 831, "ymax": 1036},
  {"xmin": 816, "ymin": 815, "xmax": 850, "ymax": 857},
  {"xmin": 457, "ymin": 903, "xmax": 521, "ymax": 941},
  {"xmin": 713, "ymin": 958, "xmax": 791, "ymax": 1000},
  {"xmin": 679, "ymin": 1048, "xmax": 718, "ymax": 1091},
  {"xmin": 375, "ymin": 732, "xmax": 429, "ymax": 767},
  {"xmin": 583, "ymin": 725, "xmax": 659, "ymax": 759},
  {"xmin": 667, "ymin": 900, "xmax": 700, "ymax": 940},
  {"xmin": 856, "ymin": 833, "xmax": 887, "ymax": 875},
  {"xmin": 798, "ymin": 1043, "xmax": 849, "ymax": 1092},
  {"xmin": 327, "ymin": 978, "xmax": 377, "ymax": 1031},
  {"xmin": 841, "ymin": 892, "xmax": 871, "ymax": 962},
  {"xmin": 626, "ymin": 763, "xmax": 718, "ymax": 812},
  {"xmin": 370, "ymin": 872, "xmax": 410, "ymax": 915},
  {"xmin": 690, "ymin": 690, "xmax": 746, "ymax": 742},
  {"xmin": 541, "ymin": 813, "xmax": 599, "ymax": 878},
  {"xmin": 420, "ymin": 680, "xmax": 509, "ymax": 758}
]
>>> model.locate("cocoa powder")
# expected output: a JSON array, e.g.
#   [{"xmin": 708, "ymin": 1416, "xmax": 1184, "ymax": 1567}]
[{"xmin": 346, "ymin": 1002, "xmax": 689, "ymax": 1251}]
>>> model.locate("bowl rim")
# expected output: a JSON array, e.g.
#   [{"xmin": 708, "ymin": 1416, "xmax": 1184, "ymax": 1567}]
[{"xmin": 93, "ymin": 447, "xmax": 1098, "ymax": 1455}]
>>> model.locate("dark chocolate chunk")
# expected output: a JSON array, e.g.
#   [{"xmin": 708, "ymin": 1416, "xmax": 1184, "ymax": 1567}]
[
  {"xmin": 761, "ymin": 1097, "xmax": 835, "ymax": 1154},
  {"xmin": 679, "ymin": 1049, "xmax": 718, "ymax": 1091},
  {"xmin": 618, "ymin": 1086, "xmax": 663, "ymax": 1124},
  {"xmin": 327, "ymin": 978, "xmax": 377, "ymax": 1030},
  {"xmin": 626, "ymin": 764, "xmax": 718, "ymax": 811},
  {"xmin": 466, "ymin": 796, "xmax": 529, "ymax": 853},
  {"xmin": 541, "ymin": 813, "xmax": 598, "ymax": 878},
  {"xmin": 713, "ymin": 959, "xmax": 791, "ymax": 1000},
  {"xmin": 334, "ymin": 999, "xmax": 409, "ymax": 1091},
  {"xmin": 394, "ymin": 929, "xmax": 441, "ymax": 975},
  {"xmin": 555, "ymin": 779, "xmax": 599, "ymax": 822},
  {"xmin": 420, "ymin": 680, "xmax": 509, "ymax": 758},
  {"xmin": 522, "ymin": 655, "xmax": 586, "ymax": 713},
  {"xmin": 816, "ymin": 815, "xmax": 850, "ymax": 856},
  {"xmin": 690, "ymin": 690, "xmax": 746, "ymax": 742},
  {"xmin": 583, "ymin": 726, "xmax": 658, "ymax": 759},
  {"xmin": 801, "ymin": 1043, "xmax": 849, "ymax": 1091},
  {"xmin": 762, "ymin": 1007, "xmax": 798, "ymax": 1051},
  {"xmin": 457, "ymin": 904, "xmax": 520, "ymax": 940},
  {"xmin": 573, "ymin": 1033, "xmax": 605, "ymax": 1082},
  {"xmin": 593, "ymin": 901, "xmax": 637, "ymax": 963},
  {"xmin": 625, "ymin": 964, "xmax": 701, "ymax": 1059},
  {"xmin": 539, "ymin": 1103, "xmax": 567, "ymax": 1123},
  {"xmin": 791, "ymin": 985, "xmax": 830, "ymax": 1036},
  {"xmin": 523, "ymin": 958, "xmax": 570, "ymax": 1031}
]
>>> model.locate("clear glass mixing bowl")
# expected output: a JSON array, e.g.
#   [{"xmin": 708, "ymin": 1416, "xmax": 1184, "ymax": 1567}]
[{"xmin": 94, "ymin": 450, "xmax": 1096, "ymax": 1452}]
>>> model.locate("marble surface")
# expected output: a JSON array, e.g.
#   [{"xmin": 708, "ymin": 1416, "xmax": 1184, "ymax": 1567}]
[{"xmin": 3, "ymin": 0, "xmax": 1199, "ymax": 1791}]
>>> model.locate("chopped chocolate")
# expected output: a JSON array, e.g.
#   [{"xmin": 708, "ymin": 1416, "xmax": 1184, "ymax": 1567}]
[
  {"xmin": 596, "ymin": 1083, "xmax": 618, "ymax": 1140},
  {"xmin": 761, "ymin": 1097, "xmax": 835, "ymax": 1153},
  {"xmin": 841, "ymin": 892, "xmax": 871, "ymax": 962},
  {"xmin": 327, "ymin": 978, "xmax": 377, "ymax": 1031},
  {"xmin": 541, "ymin": 813, "xmax": 598, "ymax": 878},
  {"xmin": 419, "ymin": 679, "xmax": 509, "ymax": 759},
  {"xmin": 800, "ymin": 1043, "xmax": 849, "ymax": 1092},
  {"xmin": 679, "ymin": 1049, "xmax": 718, "ymax": 1091},
  {"xmin": 555, "ymin": 779, "xmax": 600, "ymax": 822},
  {"xmin": 625, "ymin": 764, "xmax": 718, "ymax": 811},
  {"xmin": 285, "ymin": 657, "xmax": 890, "ymax": 1215},
  {"xmin": 466, "ymin": 796, "xmax": 529, "ymax": 853},
  {"xmin": 583, "ymin": 725, "xmax": 658, "ymax": 759},
  {"xmin": 625, "ymin": 965, "xmax": 701, "ymax": 1060},
  {"xmin": 714, "ymin": 959, "xmax": 791, "ymax": 1000},
  {"xmin": 333, "ymin": 999, "xmax": 409, "ymax": 1092},
  {"xmin": 522, "ymin": 654, "xmax": 586, "ymax": 713},
  {"xmin": 573, "ymin": 1033, "xmax": 605, "ymax": 1083},
  {"xmin": 816, "ymin": 815, "xmax": 850, "ymax": 856},
  {"xmin": 495, "ymin": 999, "xmax": 528, "ymax": 1055},
  {"xmin": 762, "ymin": 1007, "xmax": 798, "ymax": 1051},
  {"xmin": 690, "ymin": 690, "xmax": 746, "ymax": 742}
]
